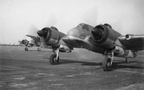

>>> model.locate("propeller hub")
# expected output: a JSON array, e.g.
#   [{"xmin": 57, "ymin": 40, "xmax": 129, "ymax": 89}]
[
  {"xmin": 91, "ymin": 28, "xmax": 100, "ymax": 36},
  {"xmin": 37, "ymin": 30, "xmax": 44, "ymax": 37},
  {"xmin": 37, "ymin": 27, "xmax": 50, "ymax": 38},
  {"xmin": 91, "ymin": 26, "xmax": 103, "ymax": 40}
]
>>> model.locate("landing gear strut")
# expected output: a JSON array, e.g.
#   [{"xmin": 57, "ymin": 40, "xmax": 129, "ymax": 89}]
[
  {"xmin": 50, "ymin": 53, "xmax": 60, "ymax": 65},
  {"xmin": 49, "ymin": 47, "xmax": 60, "ymax": 65},
  {"xmin": 125, "ymin": 58, "xmax": 129, "ymax": 63},
  {"xmin": 102, "ymin": 51, "xmax": 114, "ymax": 71},
  {"xmin": 37, "ymin": 47, "xmax": 41, "ymax": 51}
]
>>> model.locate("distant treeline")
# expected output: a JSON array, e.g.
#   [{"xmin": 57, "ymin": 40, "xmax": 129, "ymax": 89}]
[{"xmin": 0, "ymin": 44, "xmax": 22, "ymax": 46}]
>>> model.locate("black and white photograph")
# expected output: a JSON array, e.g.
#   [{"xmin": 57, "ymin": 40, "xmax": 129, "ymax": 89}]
[{"xmin": 0, "ymin": 0, "xmax": 144, "ymax": 90}]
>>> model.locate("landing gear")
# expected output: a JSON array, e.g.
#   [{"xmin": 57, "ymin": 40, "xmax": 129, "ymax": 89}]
[
  {"xmin": 25, "ymin": 47, "xmax": 28, "ymax": 51},
  {"xmin": 37, "ymin": 47, "xmax": 41, "ymax": 51},
  {"xmin": 50, "ymin": 53, "xmax": 60, "ymax": 65},
  {"xmin": 102, "ymin": 51, "xmax": 114, "ymax": 71},
  {"xmin": 49, "ymin": 46, "xmax": 60, "ymax": 65},
  {"xmin": 102, "ymin": 57, "xmax": 113, "ymax": 71},
  {"xmin": 125, "ymin": 58, "xmax": 129, "ymax": 63}
]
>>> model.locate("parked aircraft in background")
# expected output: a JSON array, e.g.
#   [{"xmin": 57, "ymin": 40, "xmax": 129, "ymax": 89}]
[
  {"xmin": 37, "ymin": 23, "xmax": 144, "ymax": 71},
  {"xmin": 20, "ymin": 35, "xmax": 41, "ymax": 51}
]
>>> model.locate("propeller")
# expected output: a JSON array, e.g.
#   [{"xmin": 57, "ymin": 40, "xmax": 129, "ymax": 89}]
[
  {"xmin": 28, "ymin": 24, "xmax": 39, "ymax": 36},
  {"xmin": 91, "ymin": 26, "xmax": 104, "ymax": 40},
  {"xmin": 37, "ymin": 14, "xmax": 57, "ymax": 38},
  {"xmin": 46, "ymin": 14, "xmax": 57, "ymax": 27},
  {"xmin": 37, "ymin": 27, "xmax": 52, "ymax": 42},
  {"xmin": 82, "ymin": 6, "xmax": 98, "ymax": 26},
  {"xmin": 37, "ymin": 28, "xmax": 49, "ymax": 38}
]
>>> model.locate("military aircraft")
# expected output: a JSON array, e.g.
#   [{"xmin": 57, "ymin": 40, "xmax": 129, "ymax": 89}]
[
  {"xmin": 37, "ymin": 23, "xmax": 144, "ymax": 71},
  {"xmin": 20, "ymin": 35, "xmax": 41, "ymax": 51}
]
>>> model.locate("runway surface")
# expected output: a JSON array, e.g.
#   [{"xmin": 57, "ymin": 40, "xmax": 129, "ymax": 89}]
[{"xmin": 0, "ymin": 46, "xmax": 144, "ymax": 90}]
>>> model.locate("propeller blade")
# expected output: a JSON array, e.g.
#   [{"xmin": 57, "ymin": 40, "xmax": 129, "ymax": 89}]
[{"xmin": 28, "ymin": 24, "xmax": 38, "ymax": 36}]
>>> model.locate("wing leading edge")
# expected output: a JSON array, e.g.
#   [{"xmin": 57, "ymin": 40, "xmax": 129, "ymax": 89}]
[
  {"xmin": 118, "ymin": 34, "xmax": 144, "ymax": 51},
  {"xmin": 26, "ymin": 35, "xmax": 40, "ymax": 42}
]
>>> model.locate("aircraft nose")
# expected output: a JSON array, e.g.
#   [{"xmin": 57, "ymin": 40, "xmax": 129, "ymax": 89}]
[{"xmin": 37, "ymin": 30, "xmax": 44, "ymax": 37}]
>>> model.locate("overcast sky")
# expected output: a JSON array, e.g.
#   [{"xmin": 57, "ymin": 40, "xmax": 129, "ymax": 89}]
[{"xmin": 0, "ymin": 0, "xmax": 144, "ymax": 44}]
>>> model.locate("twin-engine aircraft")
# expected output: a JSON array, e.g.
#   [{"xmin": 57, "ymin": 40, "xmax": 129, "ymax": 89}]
[
  {"xmin": 20, "ymin": 35, "xmax": 41, "ymax": 51},
  {"xmin": 37, "ymin": 23, "xmax": 144, "ymax": 71}
]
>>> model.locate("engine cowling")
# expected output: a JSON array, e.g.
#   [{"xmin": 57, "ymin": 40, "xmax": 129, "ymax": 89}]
[
  {"xmin": 34, "ymin": 40, "xmax": 41, "ymax": 47},
  {"xmin": 91, "ymin": 24, "xmax": 121, "ymax": 50},
  {"xmin": 21, "ymin": 39, "xmax": 29, "ymax": 46},
  {"xmin": 37, "ymin": 27, "xmax": 66, "ymax": 48}
]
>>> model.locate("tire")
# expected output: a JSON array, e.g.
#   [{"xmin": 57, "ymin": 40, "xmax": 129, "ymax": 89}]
[
  {"xmin": 102, "ymin": 57, "xmax": 113, "ymax": 71},
  {"xmin": 49, "ymin": 54, "xmax": 60, "ymax": 65},
  {"xmin": 25, "ymin": 47, "xmax": 28, "ymax": 51}
]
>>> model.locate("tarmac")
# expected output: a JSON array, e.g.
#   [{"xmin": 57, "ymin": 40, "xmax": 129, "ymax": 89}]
[{"xmin": 0, "ymin": 46, "xmax": 144, "ymax": 90}]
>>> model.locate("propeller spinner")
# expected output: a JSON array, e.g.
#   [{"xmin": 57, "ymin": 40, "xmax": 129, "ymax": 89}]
[
  {"xmin": 37, "ymin": 28, "xmax": 50, "ymax": 38},
  {"xmin": 91, "ymin": 26, "xmax": 104, "ymax": 41}
]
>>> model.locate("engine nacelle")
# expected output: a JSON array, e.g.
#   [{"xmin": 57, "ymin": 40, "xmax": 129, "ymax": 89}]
[
  {"xmin": 91, "ymin": 24, "xmax": 121, "ymax": 50},
  {"xmin": 37, "ymin": 27, "xmax": 66, "ymax": 48},
  {"xmin": 125, "ymin": 34, "xmax": 133, "ymax": 40},
  {"xmin": 21, "ymin": 39, "xmax": 29, "ymax": 46},
  {"xmin": 59, "ymin": 45, "xmax": 72, "ymax": 53},
  {"xmin": 114, "ymin": 46, "xmax": 137, "ymax": 58}
]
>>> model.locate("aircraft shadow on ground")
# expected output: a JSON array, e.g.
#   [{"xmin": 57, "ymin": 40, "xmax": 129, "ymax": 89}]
[
  {"xmin": 2, "ymin": 58, "xmax": 143, "ymax": 71},
  {"xmin": 25, "ymin": 50, "xmax": 52, "ymax": 52},
  {"xmin": 58, "ymin": 59, "xmax": 144, "ymax": 70},
  {"xmin": 59, "ymin": 59, "xmax": 102, "ymax": 66},
  {"xmin": 112, "ymin": 60, "xmax": 144, "ymax": 70}
]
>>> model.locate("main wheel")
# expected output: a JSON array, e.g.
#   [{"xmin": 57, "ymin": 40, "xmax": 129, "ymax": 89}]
[
  {"xmin": 25, "ymin": 47, "xmax": 28, "ymax": 51},
  {"xmin": 102, "ymin": 57, "xmax": 113, "ymax": 71},
  {"xmin": 37, "ymin": 48, "xmax": 41, "ymax": 51},
  {"xmin": 49, "ymin": 54, "xmax": 60, "ymax": 65}
]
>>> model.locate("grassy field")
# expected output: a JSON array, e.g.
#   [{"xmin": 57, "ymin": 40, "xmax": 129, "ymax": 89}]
[{"xmin": 0, "ymin": 46, "xmax": 144, "ymax": 90}]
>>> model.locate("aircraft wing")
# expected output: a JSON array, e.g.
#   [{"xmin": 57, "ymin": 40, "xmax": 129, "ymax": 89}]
[
  {"xmin": 62, "ymin": 35, "xmax": 91, "ymax": 48},
  {"xmin": 62, "ymin": 35, "xmax": 105, "ymax": 54},
  {"xmin": 26, "ymin": 35, "xmax": 40, "ymax": 42},
  {"xmin": 118, "ymin": 34, "xmax": 144, "ymax": 51}
]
